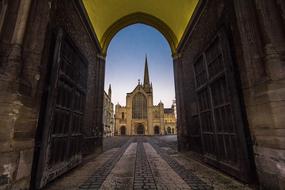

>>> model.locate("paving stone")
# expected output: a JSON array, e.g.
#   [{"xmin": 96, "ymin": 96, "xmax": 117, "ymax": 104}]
[
  {"xmin": 133, "ymin": 137, "xmax": 157, "ymax": 190},
  {"xmin": 148, "ymin": 137, "xmax": 213, "ymax": 190},
  {"xmin": 100, "ymin": 143, "xmax": 137, "ymax": 190},
  {"xmin": 45, "ymin": 136, "xmax": 252, "ymax": 190},
  {"xmin": 78, "ymin": 138, "xmax": 134, "ymax": 189}
]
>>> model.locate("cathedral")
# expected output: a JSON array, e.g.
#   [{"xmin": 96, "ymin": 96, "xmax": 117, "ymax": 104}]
[{"xmin": 115, "ymin": 57, "xmax": 175, "ymax": 136}]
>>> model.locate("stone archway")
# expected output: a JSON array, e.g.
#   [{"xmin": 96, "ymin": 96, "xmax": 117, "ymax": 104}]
[
  {"xmin": 120, "ymin": 126, "xmax": 126, "ymax": 135},
  {"xmin": 136, "ymin": 124, "xmax": 145, "ymax": 135},
  {"xmin": 80, "ymin": 3, "xmax": 257, "ymax": 185},
  {"xmin": 3, "ymin": 0, "xmax": 276, "ymax": 189},
  {"xmin": 167, "ymin": 127, "xmax": 171, "ymax": 134},
  {"xmin": 154, "ymin": 126, "xmax": 160, "ymax": 135},
  {"xmin": 101, "ymin": 12, "xmax": 178, "ymax": 55}
]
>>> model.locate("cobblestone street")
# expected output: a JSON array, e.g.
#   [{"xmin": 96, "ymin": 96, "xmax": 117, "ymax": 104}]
[{"xmin": 44, "ymin": 136, "xmax": 252, "ymax": 190}]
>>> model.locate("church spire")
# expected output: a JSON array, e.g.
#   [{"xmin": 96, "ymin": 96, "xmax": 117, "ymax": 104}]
[
  {"xmin": 108, "ymin": 84, "xmax": 112, "ymax": 99},
  {"xmin": 144, "ymin": 55, "xmax": 150, "ymax": 86}
]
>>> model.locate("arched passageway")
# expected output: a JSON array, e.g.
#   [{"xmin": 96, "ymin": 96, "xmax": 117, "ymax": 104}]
[
  {"xmin": 101, "ymin": 12, "xmax": 177, "ymax": 55},
  {"xmin": 3, "ymin": 0, "xmax": 284, "ymax": 189},
  {"xmin": 167, "ymin": 127, "xmax": 171, "ymax": 134},
  {"xmin": 136, "ymin": 124, "xmax": 145, "ymax": 135},
  {"xmin": 30, "ymin": 5, "xmax": 255, "ymax": 189},
  {"xmin": 154, "ymin": 126, "xmax": 160, "ymax": 135},
  {"xmin": 120, "ymin": 126, "xmax": 126, "ymax": 135},
  {"xmin": 31, "ymin": 15, "xmax": 255, "ymax": 186}
]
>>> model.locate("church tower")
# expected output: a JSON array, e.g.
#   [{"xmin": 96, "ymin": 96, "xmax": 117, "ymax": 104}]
[{"xmin": 143, "ymin": 55, "xmax": 152, "ymax": 93}]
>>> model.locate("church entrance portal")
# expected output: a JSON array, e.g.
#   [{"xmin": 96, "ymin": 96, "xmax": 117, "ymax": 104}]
[
  {"xmin": 136, "ymin": 124, "xmax": 145, "ymax": 135},
  {"xmin": 167, "ymin": 127, "xmax": 171, "ymax": 134},
  {"xmin": 154, "ymin": 126, "xmax": 160, "ymax": 135},
  {"xmin": 120, "ymin": 126, "xmax": 126, "ymax": 135}
]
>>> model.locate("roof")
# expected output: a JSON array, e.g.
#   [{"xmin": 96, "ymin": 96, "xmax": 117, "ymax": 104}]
[{"xmin": 164, "ymin": 108, "xmax": 174, "ymax": 114}]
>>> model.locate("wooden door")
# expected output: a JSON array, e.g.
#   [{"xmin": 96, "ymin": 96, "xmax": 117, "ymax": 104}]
[
  {"xmin": 193, "ymin": 28, "xmax": 252, "ymax": 182},
  {"xmin": 36, "ymin": 29, "xmax": 88, "ymax": 188}
]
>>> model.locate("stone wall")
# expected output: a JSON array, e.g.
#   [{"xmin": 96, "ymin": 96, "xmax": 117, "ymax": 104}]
[
  {"xmin": 0, "ymin": 0, "xmax": 104, "ymax": 189},
  {"xmin": 176, "ymin": 0, "xmax": 285, "ymax": 189},
  {"xmin": 0, "ymin": 0, "xmax": 42, "ymax": 188},
  {"xmin": 242, "ymin": 0, "xmax": 285, "ymax": 189}
]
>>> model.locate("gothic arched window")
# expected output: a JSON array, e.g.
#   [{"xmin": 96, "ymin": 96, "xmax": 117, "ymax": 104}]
[{"xmin": 132, "ymin": 92, "xmax": 147, "ymax": 119}]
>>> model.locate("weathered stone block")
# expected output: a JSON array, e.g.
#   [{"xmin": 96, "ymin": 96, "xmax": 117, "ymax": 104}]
[
  {"xmin": 15, "ymin": 149, "xmax": 33, "ymax": 181},
  {"xmin": 13, "ymin": 140, "xmax": 34, "ymax": 152},
  {"xmin": 255, "ymin": 136, "xmax": 285, "ymax": 149},
  {"xmin": 254, "ymin": 146, "xmax": 285, "ymax": 189},
  {"xmin": 271, "ymin": 101, "xmax": 285, "ymax": 129},
  {"xmin": 11, "ymin": 177, "xmax": 30, "ymax": 190},
  {"xmin": 13, "ymin": 105, "xmax": 37, "ymax": 140},
  {"xmin": 0, "ymin": 152, "xmax": 18, "ymax": 187},
  {"xmin": 247, "ymin": 103, "xmax": 274, "ymax": 129},
  {"xmin": 0, "ymin": 142, "xmax": 12, "ymax": 153}
]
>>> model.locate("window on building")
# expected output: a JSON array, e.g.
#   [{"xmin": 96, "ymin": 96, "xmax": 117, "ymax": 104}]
[
  {"xmin": 122, "ymin": 112, "xmax": 125, "ymax": 119},
  {"xmin": 132, "ymin": 92, "xmax": 147, "ymax": 119}
]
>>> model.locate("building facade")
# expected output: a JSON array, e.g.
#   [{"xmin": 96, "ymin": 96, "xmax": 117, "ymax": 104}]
[
  {"xmin": 115, "ymin": 57, "xmax": 177, "ymax": 136},
  {"xmin": 103, "ymin": 85, "xmax": 114, "ymax": 137},
  {"xmin": 164, "ymin": 105, "xmax": 177, "ymax": 135}
]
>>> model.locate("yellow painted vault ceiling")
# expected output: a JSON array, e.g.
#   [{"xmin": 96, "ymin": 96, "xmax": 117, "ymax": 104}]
[{"xmin": 82, "ymin": 0, "xmax": 199, "ymax": 53}]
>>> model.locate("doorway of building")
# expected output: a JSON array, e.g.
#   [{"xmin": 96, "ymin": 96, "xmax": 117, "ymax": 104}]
[
  {"xmin": 136, "ymin": 124, "xmax": 145, "ymax": 135},
  {"xmin": 167, "ymin": 127, "xmax": 171, "ymax": 134},
  {"xmin": 120, "ymin": 126, "xmax": 126, "ymax": 135},
  {"xmin": 154, "ymin": 126, "xmax": 160, "ymax": 135}
]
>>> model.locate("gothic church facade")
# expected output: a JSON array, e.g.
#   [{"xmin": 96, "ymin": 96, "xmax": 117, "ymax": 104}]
[{"xmin": 115, "ymin": 57, "xmax": 170, "ymax": 136}]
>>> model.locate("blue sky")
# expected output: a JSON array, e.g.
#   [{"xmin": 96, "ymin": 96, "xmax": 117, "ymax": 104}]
[{"xmin": 104, "ymin": 24, "xmax": 175, "ymax": 108}]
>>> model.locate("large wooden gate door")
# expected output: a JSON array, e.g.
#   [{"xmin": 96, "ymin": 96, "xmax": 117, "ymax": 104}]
[
  {"xmin": 36, "ymin": 29, "xmax": 88, "ymax": 188},
  {"xmin": 193, "ymin": 28, "xmax": 252, "ymax": 182}
]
